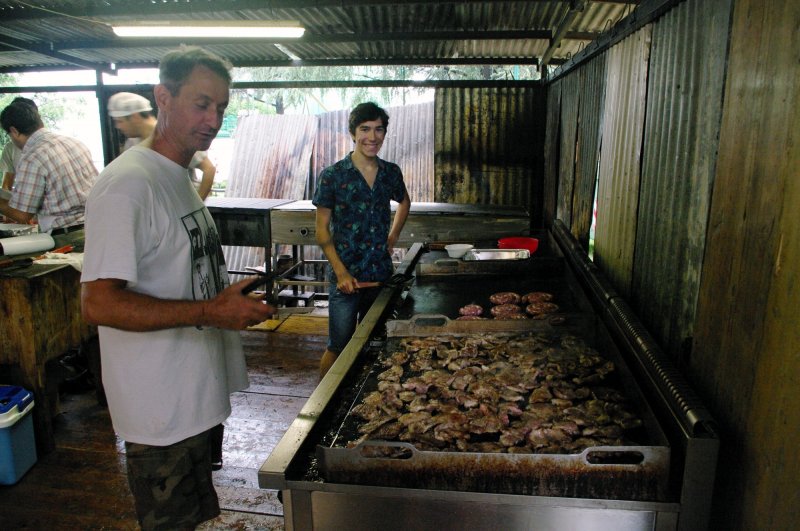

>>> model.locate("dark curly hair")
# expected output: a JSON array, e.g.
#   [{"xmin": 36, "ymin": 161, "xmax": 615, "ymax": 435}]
[
  {"xmin": 348, "ymin": 102, "xmax": 389, "ymax": 135},
  {"xmin": 1, "ymin": 99, "xmax": 43, "ymax": 135}
]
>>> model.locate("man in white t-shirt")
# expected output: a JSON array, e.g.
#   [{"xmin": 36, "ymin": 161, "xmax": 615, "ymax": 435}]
[
  {"xmin": 81, "ymin": 47, "xmax": 275, "ymax": 530},
  {"xmin": 107, "ymin": 91, "xmax": 216, "ymax": 200},
  {"xmin": 0, "ymin": 141, "xmax": 21, "ymax": 191}
]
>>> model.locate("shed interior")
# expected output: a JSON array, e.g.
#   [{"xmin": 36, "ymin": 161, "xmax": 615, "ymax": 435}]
[{"xmin": 0, "ymin": 1, "xmax": 797, "ymax": 530}]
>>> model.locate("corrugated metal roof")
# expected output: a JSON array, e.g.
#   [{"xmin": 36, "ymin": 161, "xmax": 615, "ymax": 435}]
[{"xmin": 0, "ymin": 1, "xmax": 638, "ymax": 72}]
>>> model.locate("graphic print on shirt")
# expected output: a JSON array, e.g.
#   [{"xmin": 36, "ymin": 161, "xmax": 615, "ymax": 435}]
[{"xmin": 181, "ymin": 208, "xmax": 228, "ymax": 301}]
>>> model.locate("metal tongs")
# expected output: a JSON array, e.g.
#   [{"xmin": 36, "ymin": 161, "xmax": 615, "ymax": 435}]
[
  {"xmin": 240, "ymin": 269, "xmax": 280, "ymax": 305},
  {"xmin": 355, "ymin": 272, "xmax": 415, "ymax": 289}
]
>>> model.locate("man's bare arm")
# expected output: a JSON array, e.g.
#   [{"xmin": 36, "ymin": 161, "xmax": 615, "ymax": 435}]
[
  {"xmin": 81, "ymin": 277, "xmax": 275, "ymax": 332},
  {"xmin": 315, "ymin": 206, "xmax": 358, "ymax": 293},
  {"xmin": 387, "ymin": 191, "xmax": 411, "ymax": 252},
  {"xmin": 195, "ymin": 157, "xmax": 216, "ymax": 200},
  {"xmin": 0, "ymin": 198, "xmax": 34, "ymax": 224}
]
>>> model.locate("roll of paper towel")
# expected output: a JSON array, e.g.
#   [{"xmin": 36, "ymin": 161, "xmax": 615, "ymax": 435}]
[{"xmin": 0, "ymin": 233, "xmax": 55, "ymax": 256}]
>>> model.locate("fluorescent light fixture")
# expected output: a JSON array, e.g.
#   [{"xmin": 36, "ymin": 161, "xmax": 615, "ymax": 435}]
[{"xmin": 112, "ymin": 20, "xmax": 305, "ymax": 39}]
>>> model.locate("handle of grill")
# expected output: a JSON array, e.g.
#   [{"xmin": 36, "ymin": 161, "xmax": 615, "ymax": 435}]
[
  {"xmin": 347, "ymin": 441, "xmax": 666, "ymax": 469},
  {"xmin": 355, "ymin": 441, "xmax": 417, "ymax": 460}
]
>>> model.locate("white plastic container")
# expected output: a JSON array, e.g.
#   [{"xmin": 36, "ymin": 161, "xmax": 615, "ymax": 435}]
[{"xmin": 444, "ymin": 243, "xmax": 474, "ymax": 258}]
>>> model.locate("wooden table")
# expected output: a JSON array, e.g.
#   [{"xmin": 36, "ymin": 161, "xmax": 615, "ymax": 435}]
[{"xmin": 0, "ymin": 232, "xmax": 95, "ymax": 454}]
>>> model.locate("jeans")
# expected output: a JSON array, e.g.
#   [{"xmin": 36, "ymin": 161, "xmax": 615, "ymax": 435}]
[{"xmin": 327, "ymin": 284, "xmax": 381, "ymax": 352}]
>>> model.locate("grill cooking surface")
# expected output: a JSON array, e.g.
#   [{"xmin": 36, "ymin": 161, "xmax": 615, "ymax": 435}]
[
  {"xmin": 398, "ymin": 274, "xmax": 578, "ymax": 321},
  {"xmin": 317, "ymin": 320, "xmax": 670, "ymax": 501},
  {"xmin": 310, "ymin": 254, "xmax": 671, "ymax": 502}
]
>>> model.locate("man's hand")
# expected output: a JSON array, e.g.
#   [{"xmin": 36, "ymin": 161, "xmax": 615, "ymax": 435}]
[
  {"xmin": 206, "ymin": 278, "xmax": 277, "ymax": 329},
  {"xmin": 335, "ymin": 270, "xmax": 359, "ymax": 294}
]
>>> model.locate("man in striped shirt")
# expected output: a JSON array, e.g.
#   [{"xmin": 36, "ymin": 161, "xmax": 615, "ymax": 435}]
[{"xmin": 0, "ymin": 98, "xmax": 97, "ymax": 235}]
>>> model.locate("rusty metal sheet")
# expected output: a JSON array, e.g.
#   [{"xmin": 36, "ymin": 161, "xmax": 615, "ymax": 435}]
[
  {"xmin": 311, "ymin": 102, "xmax": 435, "ymax": 203},
  {"xmin": 543, "ymin": 79, "xmax": 562, "ymax": 227},
  {"xmin": 226, "ymin": 113, "xmax": 317, "ymax": 199},
  {"xmin": 557, "ymin": 72, "xmax": 580, "ymax": 228},
  {"xmin": 593, "ymin": 26, "xmax": 653, "ymax": 298},
  {"xmin": 434, "ymin": 86, "xmax": 545, "ymax": 220},
  {"xmin": 571, "ymin": 55, "xmax": 607, "ymax": 251},
  {"xmin": 222, "ymin": 114, "xmax": 317, "ymax": 273},
  {"xmin": 631, "ymin": 0, "xmax": 732, "ymax": 360}
]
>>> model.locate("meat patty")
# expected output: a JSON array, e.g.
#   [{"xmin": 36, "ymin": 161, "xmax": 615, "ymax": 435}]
[
  {"xmin": 525, "ymin": 302, "xmax": 560, "ymax": 316},
  {"xmin": 490, "ymin": 303, "xmax": 522, "ymax": 317},
  {"xmin": 458, "ymin": 304, "xmax": 484, "ymax": 316},
  {"xmin": 489, "ymin": 292, "xmax": 521, "ymax": 305},
  {"xmin": 522, "ymin": 291, "xmax": 554, "ymax": 303}
]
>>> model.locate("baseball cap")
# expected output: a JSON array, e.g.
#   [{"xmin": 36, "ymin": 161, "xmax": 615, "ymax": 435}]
[{"xmin": 107, "ymin": 92, "xmax": 153, "ymax": 118}]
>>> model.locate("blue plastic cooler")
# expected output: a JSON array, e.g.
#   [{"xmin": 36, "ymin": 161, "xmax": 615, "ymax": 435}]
[{"xmin": 0, "ymin": 385, "xmax": 37, "ymax": 484}]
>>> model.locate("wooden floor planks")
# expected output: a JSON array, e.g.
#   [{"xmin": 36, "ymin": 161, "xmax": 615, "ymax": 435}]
[{"xmin": 0, "ymin": 329, "xmax": 321, "ymax": 530}]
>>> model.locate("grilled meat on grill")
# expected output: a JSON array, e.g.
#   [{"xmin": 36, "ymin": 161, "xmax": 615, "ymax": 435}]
[
  {"xmin": 525, "ymin": 302, "xmax": 560, "ymax": 316},
  {"xmin": 490, "ymin": 303, "xmax": 523, "ymax": 317},
  {"xmin": 522, "ymin": 291, "xmax": 555, "ymax": 303},
  {"xmin": 458, "ymin": 304, "xmax": 484, "ymax": 316},
  {"xmin": 489, "ymin": 292, "xmax": 522, "ymax": 305},
  {"xmin": 344, "ymin": 333, "xmax": 643, "ymax": 455}
]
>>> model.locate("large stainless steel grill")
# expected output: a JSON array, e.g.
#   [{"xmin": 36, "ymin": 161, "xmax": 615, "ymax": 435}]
[
  {"xmin": 317, "ymin": 321, "xmax": 671, "ymax": 502},
  {"xmin": 259, "ymin": 225, "xmax": 718, "ymax": 531}
]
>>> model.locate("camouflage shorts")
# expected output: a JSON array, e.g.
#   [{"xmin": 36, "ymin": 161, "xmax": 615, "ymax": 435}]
[{"xmin": 125, "ymin": 429, "xmax": 220, "ymax": 531}]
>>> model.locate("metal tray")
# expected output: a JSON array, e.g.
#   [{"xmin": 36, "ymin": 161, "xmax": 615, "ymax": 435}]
[{"xmin": 462, "ymin": 248, "xmax": 530, "ymax": 261}]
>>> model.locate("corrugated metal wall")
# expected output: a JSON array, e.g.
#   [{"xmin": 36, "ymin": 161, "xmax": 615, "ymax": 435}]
[
  {"xmin": 222, "ymin": 102, "xmax": 434, "ymax": 273},
  {"xmin": 593, "ymin": 26, "xmax": 652, "ymax": 297},
  {"xmin": 310, "ymin": 102, "xmax": 435, "ymax": 203},
  {"xmin": 223, "ymin": 114, "xmax": 318, "ymax": 272},
  {"xmin": 547, "ymin": 2, "xmax": 800, "ymax": 529},
  {"xmin": 632, "ymin": 0, "xmax": 733, "ymax": 361},
  {"xmin": 571, "ymin": 56, "xmax": 607, "ymax": 249},
  {"xmin": 311, "ymin": 108, "xmax": 350, "ymax": 197},
  {"xmin": 543, "ymin": 78, "xmax": 561, "ymax": 226},
  {"xmin": 227, "ymin": 114, "xmax": 318, "ymax": 199},
  {"xmin": 556, "ymin": 0, "xmax": 733, "ymax": 359},
  {"xmin": 434, "ymin": 86, "xmax": 546, "ymax": 221},
  {"xmin": 557, "ymin": 72, "xmax": 580, "ymax": 228}
]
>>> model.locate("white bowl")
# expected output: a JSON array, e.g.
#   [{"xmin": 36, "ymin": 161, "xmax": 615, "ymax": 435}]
[{"xmin": 444, "ymin": 243, "xmax": 474, "ymax": 258}]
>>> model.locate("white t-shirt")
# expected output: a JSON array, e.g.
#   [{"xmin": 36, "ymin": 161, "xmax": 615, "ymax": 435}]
[
  {"xmin": 124, "ymin": 138, "xmax": 207, "ymax": 191},
  {"xmin": 82, "ymin": 145, "xmax": 248, "ymax": 446},
  {"xmin": 0, "ymin": 142, "xmax": 21, "ymax": 174}
]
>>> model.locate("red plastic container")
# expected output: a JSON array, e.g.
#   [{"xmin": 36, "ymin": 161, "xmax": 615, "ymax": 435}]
[{"xmin": 498, "ymin": 237, "xmax": 539, "ymax": 254}]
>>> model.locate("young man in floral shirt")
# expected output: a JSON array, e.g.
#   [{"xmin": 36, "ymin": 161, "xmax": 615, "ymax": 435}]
[{"xmin": 313, "ymin": 102, "xmax": 411, "ymax": 378}]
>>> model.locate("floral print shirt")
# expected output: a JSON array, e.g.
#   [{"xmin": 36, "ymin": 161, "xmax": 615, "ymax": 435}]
[{"xmin": 312, "ymin": 152, "xmax": 407, "ymax": 282}]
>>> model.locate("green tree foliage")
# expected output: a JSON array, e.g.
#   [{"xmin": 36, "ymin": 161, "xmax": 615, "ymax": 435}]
[
  {"xmin": 0, "ymin": 95, "xmax": 67, "ymax": 145},
  {"xmin": 232, "ymin": 64, "xmax": 539, "ymax": 115}
]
